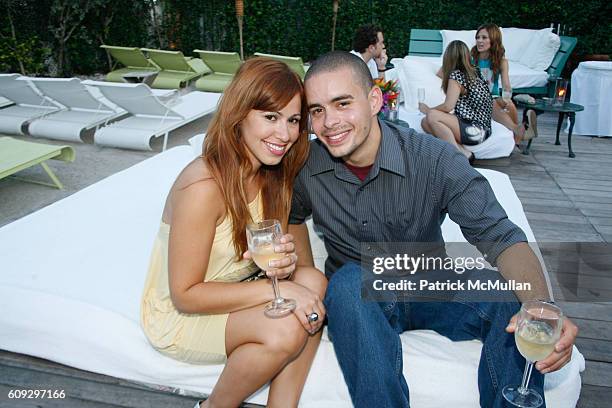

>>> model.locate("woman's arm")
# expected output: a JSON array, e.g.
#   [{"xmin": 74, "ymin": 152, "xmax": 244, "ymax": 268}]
[
  {"xmin": 167, "ymin": 180, "xmax": 275, "ymax": 314},
  {"xmin": 427, "ymin": 79, "xmax": 462, "ymax": 113},
  {"xmin": 500, "ymin": 58, "xmax": 511, "ymax": 91}
]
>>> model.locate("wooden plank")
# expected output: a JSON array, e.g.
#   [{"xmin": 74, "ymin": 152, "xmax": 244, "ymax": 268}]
[
  {"xmin": 573, "ymin": 337, "xmax": 612, "ymax": 363},
  {"xmin": 0, "ymin": 383, "xmax": 125, "ymax": 407},
  {"xmin": 528, "ymin": 219, "xmax": 598, "ymax": 234},
  {"xmin": 533, "ymin": 230, "xmax": 602, "ymax": 242},
  {"xmin": 557, "ymin": 302, "xmax": 612, "ymax": 322},
  {"xmin": 569, "ymin": 318, "xmax": 612, "ymax": 341},
  {"xmin": 0, "ymin": 364, "xmax": 198, "ymax": 408},
  {"xmin": 582, "ymin": 361, "xmax": 612, "ymax": 388},
  {"xmin": 588, "ymin": 217, "xmax": 612, "ymax": 227},
  {"xmin": 577, "ymin": 385, "xmax": 612, "ymax": 408},
  {"xmin": 524, "ymin": 211, "xmax": 592, "ymax": 225}
]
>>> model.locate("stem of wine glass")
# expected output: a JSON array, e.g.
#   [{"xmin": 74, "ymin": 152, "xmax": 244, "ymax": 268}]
[
  {"xmin": 518, "ymin": 360, "xmax": 535, "ymax": 394},
  {"xmin": 270, "ymin": 275, "xmax": 283, "ymax": 303}
]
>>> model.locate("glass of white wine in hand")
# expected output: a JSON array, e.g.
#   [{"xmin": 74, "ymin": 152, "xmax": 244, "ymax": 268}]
[
  {"xmin": 503, "ymin": 300, "xmax": 563, "ymax": 408},
  {"xmin": 246, "ymin": 219, "xmax": 296, "ymax": 318}
]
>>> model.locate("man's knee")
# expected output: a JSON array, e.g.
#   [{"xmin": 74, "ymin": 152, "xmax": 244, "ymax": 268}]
[{"xmin": 325, "ymin": 263, "xmax": 362, "ymax": 310}]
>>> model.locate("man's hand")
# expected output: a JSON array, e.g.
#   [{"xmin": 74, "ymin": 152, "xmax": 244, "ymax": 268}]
[
  {"xmin": 243, "ymin": 233, "xmax": 297, "ymax": 279},
  {"xmin": 375, "ymin": 48, "xmax": 388, "ymax": 71},
  {"xmin": 506, "ymin": 314, "xmax": 578, "ymax": 373}
]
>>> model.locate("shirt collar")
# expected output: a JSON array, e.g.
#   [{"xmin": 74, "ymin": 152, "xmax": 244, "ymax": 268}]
[{"xmin": 308, "ymin": 118, "xmax": 407, "ymax": 178}]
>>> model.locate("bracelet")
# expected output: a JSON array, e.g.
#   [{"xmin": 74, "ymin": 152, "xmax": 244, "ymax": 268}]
[{"xmin": 378, "ymin": 67, "xmax": 387, "ymax": 72}]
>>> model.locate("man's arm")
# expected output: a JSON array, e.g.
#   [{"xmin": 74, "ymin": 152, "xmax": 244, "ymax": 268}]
[
  {"xmin": 288, "ymin": 222, "xmax": 315, "ymax": 268},
  {"xmin": 496, "ymin": 242, "xmax": 550, "ymax": 302}
]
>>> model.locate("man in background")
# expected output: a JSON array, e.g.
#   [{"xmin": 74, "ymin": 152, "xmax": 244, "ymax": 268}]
[{"xmin": 350, "ymin": 24, "xmax": 388, "ymax": 79}]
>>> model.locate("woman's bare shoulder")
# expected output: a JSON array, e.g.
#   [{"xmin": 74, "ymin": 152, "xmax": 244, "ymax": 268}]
[{"xmin": 163, "ymin": 158, "xmax": 224, "ymax": 223}]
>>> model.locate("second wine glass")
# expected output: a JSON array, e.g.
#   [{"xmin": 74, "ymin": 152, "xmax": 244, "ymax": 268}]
[
  {"xmin": 503, "ymin": 300, "xmax": 563, "ymax": 408},
  {"xmin": 246, "ymin": 219, "xmax": 296, "ymax": 318}
]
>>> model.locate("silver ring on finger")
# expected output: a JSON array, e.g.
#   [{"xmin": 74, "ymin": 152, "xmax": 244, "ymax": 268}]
[{"xmin": 307, "ymin": 312, "xmax": 319, "ymax": 323}]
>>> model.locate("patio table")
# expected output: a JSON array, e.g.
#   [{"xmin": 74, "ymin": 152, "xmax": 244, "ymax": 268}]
[{"xmin": 516, "ymin": 100, "xmax": 584, "ymax": 158}]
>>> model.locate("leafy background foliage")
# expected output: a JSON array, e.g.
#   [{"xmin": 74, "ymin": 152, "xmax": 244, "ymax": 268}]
[{"xmin": 0, "ymin": 0, "xmax": 609, "ymax": 76}]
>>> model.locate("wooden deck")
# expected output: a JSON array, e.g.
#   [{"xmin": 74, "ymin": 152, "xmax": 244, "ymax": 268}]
[
  {"xmin": 478, "ymin": 112, "xmax": 612, "ymax": 407},
  {"xmin": 1, "ymin": 112, "xmax": 611, "ymax": 406}
]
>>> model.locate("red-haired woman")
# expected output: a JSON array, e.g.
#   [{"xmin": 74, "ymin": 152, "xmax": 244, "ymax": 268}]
[
  {"xmin": 140, "ymin": 58, "xmax": 327, "ymax": 408},
  {"xmin": 471, "ymin": 23, "xmax": 536, "ymax": 143}
]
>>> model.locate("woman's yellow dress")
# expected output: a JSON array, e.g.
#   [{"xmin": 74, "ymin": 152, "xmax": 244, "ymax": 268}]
[{"xmin": 141, "ymin": 195, "xmax": 262, "ymax": 364}]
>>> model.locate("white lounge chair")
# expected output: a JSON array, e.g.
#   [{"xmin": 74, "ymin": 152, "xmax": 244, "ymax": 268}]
[
  {"xmin": 0, "ymin": 143, "xmax": 584, "ymax": 408},
  {"xmin": 23, "ymin": 78, "xmax": 127, "ymax": 143},
  {"xmin": 0, "ymin": 74, "xmax": 62, "ymax": 135},
  {"xmin": 82, "ymin": 80, "xmax": 220, "ymax": 150},
  {"xmin": 0, "ymin": 96, "xmax": 13, "ymax": 108}
]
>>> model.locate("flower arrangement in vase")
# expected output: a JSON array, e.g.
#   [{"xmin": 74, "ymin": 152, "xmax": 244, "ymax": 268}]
[{"xmin": 375, "ymin": 78, "xmax": 400, "ymax": 121}]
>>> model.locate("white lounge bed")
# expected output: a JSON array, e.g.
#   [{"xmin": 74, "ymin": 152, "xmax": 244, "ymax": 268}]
[
  {"xmin": 23, "ymin": 77, "xmax": 126, "ymax": 143},
  {"xmin": 0, "ymin": 74, "xmax": 62, "ymax": 135},
  {"xmin": 0, "ymin": 143, "xmax": 584, "ymax": 407},
  {"xmin": 0, "ymin": 96, "xmax": 13, "ymax": 108},
  {"xmin": 82, "ymin": 81, "xmax": 220, "ymax": 151}
]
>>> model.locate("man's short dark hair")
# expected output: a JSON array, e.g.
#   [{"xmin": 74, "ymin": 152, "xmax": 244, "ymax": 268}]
[
  {"xmin": 352, "ymin": 24, "xmax": 383, "ymax": 53},
  {"xmin": 304, "ymin": 51, "xmax": 374, "ymax": 95}
]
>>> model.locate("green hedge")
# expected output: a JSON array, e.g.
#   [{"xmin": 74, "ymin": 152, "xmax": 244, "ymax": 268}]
[{"xmin": 0, "ymin": 0, "xmax": 609, "ymax": 76}]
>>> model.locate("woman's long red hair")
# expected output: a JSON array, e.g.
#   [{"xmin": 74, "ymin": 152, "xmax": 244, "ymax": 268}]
[
  {"xmin": 202, "ymin": 57, "xmax": 309, "ymax": 258},
  {"xmin": 471, "ymin": 24, "xmax": 505, "ymax": 78}
]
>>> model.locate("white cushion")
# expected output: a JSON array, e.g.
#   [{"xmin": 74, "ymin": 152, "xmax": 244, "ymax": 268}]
[
  {"xmin": 441, "ymin": 29, "xmax": 476, "ymax": 53},
  {"xmin": 398, "ymin": 107, "xmax": 515, "ymax": 160},
  {"xmin": 0, "ymin": 145, "xmax": 584, "ymax": 408},
  {"xmin": 502, "ymin": 27, "xmax": 539, "ymax": 62},
  {"xmin": 393, "ymin": 56, "xmax": 445, "ymax": 110},
  {"xmin": 507, "ymin": 60, "xmax": 550, "ymax": 88},
  {"xmin": 519, "ymin": 28, "xmax": 560, "ymax": 71}
]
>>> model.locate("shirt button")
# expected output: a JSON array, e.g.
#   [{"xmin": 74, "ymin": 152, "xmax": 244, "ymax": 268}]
[
  {"xmin": 367, "ymin": 245, "xmax": 372, "ymax": 251},
  {"xmin": 362, "ymin": 220, "xmax": 368, "ymax": 226}
]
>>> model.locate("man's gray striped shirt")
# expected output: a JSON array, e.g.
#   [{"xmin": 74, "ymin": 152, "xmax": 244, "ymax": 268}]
[{"xmin": 289, "ymin": 119, "xmax": 527, "ymax": 277}]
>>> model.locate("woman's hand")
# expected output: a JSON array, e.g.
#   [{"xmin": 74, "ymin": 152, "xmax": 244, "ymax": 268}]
[
  {"xmin": 418, "ymin": 102, "xmax": 430, "ymax": 114},
  {"xmin": 243, "ymin": 233, "xmax": 298, "ymax": 279},
  {"xmin": 280, "ymin": 280, "xmax": 326, "ymax": 334}
]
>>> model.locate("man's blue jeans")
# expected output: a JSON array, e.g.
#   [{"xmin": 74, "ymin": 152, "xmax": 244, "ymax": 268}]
[{"xmin": 323, "ymin": 263, "xmax": 545, "ymax": 408}]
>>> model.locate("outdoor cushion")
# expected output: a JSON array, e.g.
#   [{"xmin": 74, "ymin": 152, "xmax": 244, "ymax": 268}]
[
  {"xmin": 519, "ymin": 28, "xmax": 561, "ymax": 71},
  {"xmin": 441, "ymin": 29, "xmax": 476, "ymax": 53},
  {"xmin": 0, "ymin": 143, "xmax": 583, "ymax": 407},
  {"xmin": 502, "ymin": 27, "xmax": 539, "ymax": 62},
  {"xmin": 195, "ymin": 73, "xmax": 234, "ymax": 93}
]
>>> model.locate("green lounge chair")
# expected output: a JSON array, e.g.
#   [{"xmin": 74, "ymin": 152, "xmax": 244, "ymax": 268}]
[
  {"xmin": 407, "ymin": 29, "xmax": 577, "ymax": 96},
  {"xmin": 253, "ymin": 52, "xmax": 308, "ymax": 79},
  {"xmin": 100, "ymin": 45, "xmax": 159, "ymax": 83},
  {"xmin": 0, "ymin": 136, "xmax": 75, "ymax": 189},
  {"xmin": 193, "ymin": 50, "xmax": 242, "ymax": 92},
  {"xmin": 141, "ymin": 48, "xmax": 211, "ymax": 89}
]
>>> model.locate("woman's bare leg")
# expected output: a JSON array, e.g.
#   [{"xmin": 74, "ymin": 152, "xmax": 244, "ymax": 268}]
[
  {"xmin": 421, "ymin": 116, "xmax": 433, "ymax": 134},
  {"xmin": 204, "ymin": 303, "xmax": 308, "ymax": 408},
  {"xmin": 493, "ymin": 99, "xmax": 524, "ymax": 143},
  {"xmin": 426, "ymin": 110, "xmax": 471, "ymax": 158},
  {"xmin": 267, "ymin": 270, "xmax": 328, "ymax": 407}
]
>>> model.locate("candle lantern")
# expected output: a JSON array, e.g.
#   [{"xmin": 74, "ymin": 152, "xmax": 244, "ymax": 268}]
[{"xmin": 553, "ymin": 78, "xmax": 568, "ymax": 106}]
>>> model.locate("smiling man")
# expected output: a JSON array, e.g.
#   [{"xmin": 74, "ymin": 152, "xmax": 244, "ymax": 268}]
[{"xmin": 287, "ymin": 51, "xmax": 578, "ymax": 408}]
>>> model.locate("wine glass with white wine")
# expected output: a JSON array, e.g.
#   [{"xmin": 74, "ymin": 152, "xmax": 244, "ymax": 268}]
[
  {"xmin": 503, "ymin": 300, "xmax": 563, "ymax": 407},
  {"xmin": 246, "ymin": 219, "xmax": 296, "ymax": 318},
  {"xmin": 501, "ymin": 87, "xmax": 513, "ymax": 112}
]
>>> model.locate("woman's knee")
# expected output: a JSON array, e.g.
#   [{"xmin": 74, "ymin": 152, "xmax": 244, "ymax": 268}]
[
  {"xmin": 263, "ymin": 317, "xmax": 307, "ymax": 358},
  {"xmin": 426, "ymin": 109, "xmax": 441, "ymax": 123}
]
